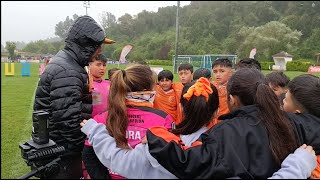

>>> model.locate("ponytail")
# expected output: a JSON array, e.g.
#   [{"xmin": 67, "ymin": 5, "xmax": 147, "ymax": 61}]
[
  {"xmin": 256, "ymin": 83, "xmax": 297, "ymax": 165},
  {"xmin": 106, "ymin": 64, "xmax": 155, "ymax": 149},
  {"xmin": 228, "ymin": 68, "xmax": 297, "ymax": 166},
  {"xmin": 106, "ymin": 70, "xmax": 130, "ymax": 149}
]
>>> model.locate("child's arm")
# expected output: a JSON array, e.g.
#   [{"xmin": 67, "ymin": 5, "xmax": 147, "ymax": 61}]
[
  {"xmin": 268, "ymin": 144, "xmax": 317, "ymax": 179},
  {"xmin": 80, "ymin": 119, "xmax": 176, "ymax": 179}
]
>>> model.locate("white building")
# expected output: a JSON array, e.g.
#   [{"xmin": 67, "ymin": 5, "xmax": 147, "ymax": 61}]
[{"xmin": 272, "ymin": 51, "xmax": 293, "ymax": 71}]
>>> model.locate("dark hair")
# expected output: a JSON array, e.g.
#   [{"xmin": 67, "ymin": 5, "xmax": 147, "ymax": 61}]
[
  {"xmin": 96, "ymin": 54, "xmax": 107, "ymax": 63},
  {"xmin": 265, "ymin": 71, "xmax": 290, "ymax": 88},
  {"xmin": 236, "ymin": 58, "xmax": 261, "ymax": 71},
  {"xmin": 158, "ymin": 70, "xmax": 173, "ymax": 81},
  {"xmin": 178, "ymin": 63, "xmax": 193, "ymax": 73},
  {"xmin": 172, "ymin": 80, "xmax": 219, "ymax": 135},
  {"xmin": 193, "ymin": 68, "xmax": 211, "ymax": 80},
  {"xmin": 108, "ymin": 68, "xmax": 120, "ymax": 80},
  {"xmin": 287, "ymin": 74, "xmax": 320, "ymax": 118},
  {"xmin": 227, "ymin": 68, "xmax": 297, "ymax": 165},
  {"xmin": 211, "ymin": 58, "xmax": 232, "ymax": 69},
  {"xmin": 107, "ymin": 64, "xmax": 155, "ymax": 149}
]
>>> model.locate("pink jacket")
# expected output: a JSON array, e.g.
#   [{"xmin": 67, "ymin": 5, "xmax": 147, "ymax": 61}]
[
  {"xmin": 85, "ymin": 106, "xmax": 173, "ymax": 147},
  {"xmin": 84, "ymin": 106, "xmax": 173, "ymax": 179}
]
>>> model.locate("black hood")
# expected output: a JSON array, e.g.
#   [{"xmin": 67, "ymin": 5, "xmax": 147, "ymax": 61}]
[{"xmin": 64, "ymin": 15, "xmax": 105, "ymax": 67}]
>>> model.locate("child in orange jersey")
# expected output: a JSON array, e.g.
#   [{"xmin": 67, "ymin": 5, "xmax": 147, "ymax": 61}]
[
  {"xmin": 154, "ymin": 70, "xmax": 178, "ymax": 127},
  {"xmin": 209, "ymin": 58, "xmax": 233, "ymax": 127},
  {"xmin": 172, "ymin": 63, "xmax": 194, "ymax": 126}
]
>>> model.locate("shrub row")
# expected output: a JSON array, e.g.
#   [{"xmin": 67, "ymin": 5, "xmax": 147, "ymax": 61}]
[
  {"xmin": 286, "ymin": 61, "xmax": 313, "ymax": 72},
  {"xmin": 145, "ymin": 59, "xmax": 172, "ymax": 66},
  {"xmin": 260, "ymin": 62, "xmax": 275, "ymax": 70},
  {"xmin": 146, "ymin": 59, "xmax": 314, "ymax": 72}
]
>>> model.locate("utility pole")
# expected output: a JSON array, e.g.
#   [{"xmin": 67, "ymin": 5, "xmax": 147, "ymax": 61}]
[
  {"xmin": 83, "ymin": 1, "xmax": 90, "ymax": 15},
  {"xmin": 174, "ymin": 1, "xmax": 180, "ymax": 70}
]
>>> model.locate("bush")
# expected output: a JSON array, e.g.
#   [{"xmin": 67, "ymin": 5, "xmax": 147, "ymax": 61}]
[
  {"xmin": 286, "ymin": 61, "xmax": 313, "ymax": 72},
  {"xmin": 260, "ymin": 62, "xmax": 275, "ymax": 70},
  {"xmin": 145, "ymin": 59, "xmax": 172, "ymax": 66}
]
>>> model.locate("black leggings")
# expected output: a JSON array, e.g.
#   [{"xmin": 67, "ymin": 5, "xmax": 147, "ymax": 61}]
[{"xmin": 82, "ymin": 145, "xmax": 111, "ymax": 179}]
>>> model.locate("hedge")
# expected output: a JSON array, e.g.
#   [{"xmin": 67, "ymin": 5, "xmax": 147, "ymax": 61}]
[
  {"xmin": 260, "ymin": 62, "xmax": 275, "ymax": 70},
  {"xmin": 145, "ymin": 59, "xmax": 172, "ymax": 66},
  {"xmin": 146, "ymin": 60, "xmax": 313, "ymax": 72},
  {"xmin": 286, "ymin": 61, "xmax": 312, "ymax": 72}
]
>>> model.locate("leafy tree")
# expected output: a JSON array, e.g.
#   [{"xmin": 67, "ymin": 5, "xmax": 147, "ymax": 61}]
[
  {"xmin": 13, "ymin": 41, "xmax": 27, "ymax": 50},
  {"xmin": 117, "ymin": 13, "xmax": 134, "ymax": 38},
  {"xmin": 298, "ymin": 28, "xmax": 320, "ymax": 59},
  {"xmin": 1, "ymin": 44, "xmax": 4, "ymax": 52},
  {"xmin": 51, "ymin": 41, "xmax": 65, "ymax": 54},
  {"xmin": 55, "ymin": 14, "xmax": 80, "ymax": 39},
  {"xmin": 22, "ymin": 40, "xmax": 61, "ymax": 54},
  {"xmin": 23, "ymin": 41, "xmax": 39, "ymax": 53},
  {"xmin": 98, "ymin": 11, "xmax": 116, "ymax": 32},
  {"xmin": 6, "ymin": 41, "xmax": 16, "ymax": 60},
  {"xmin": 236, "ymin": 21, "xmax": 302, "ymax": 60},
  {"xmin": 20, "ymin": 1, "xmax": 318, "ymax": 61}
]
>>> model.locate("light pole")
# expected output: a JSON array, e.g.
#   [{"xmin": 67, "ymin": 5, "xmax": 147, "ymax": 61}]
[
  {"xmin": 83, "ymin": 1, "xmax": 90, "ymax": 15},
  {"xmin": 174, "ymin": 1, "xmax": 180, "ymax": 70}
]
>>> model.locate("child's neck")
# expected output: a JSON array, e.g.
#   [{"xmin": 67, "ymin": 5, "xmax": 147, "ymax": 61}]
[
  {"xmin": 93, "ymin": 77, "xmax": 103, "ymax": 82},
  {"xmin": 217, "ymin": 81, "xmax": 228, "ymax": 87}
]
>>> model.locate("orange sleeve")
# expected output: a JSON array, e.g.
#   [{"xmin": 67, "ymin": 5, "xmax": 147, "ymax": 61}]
[
  {"xmin": 207, "ymin": 82, "xmax": 230, "ymax": 128},
  {"xmin": 311, "ymin": 155, "xmax": 320, "ymax": 179},
  {"xmin": 172, "ymin": 82, "xmax": 184, "ymax": 125}
]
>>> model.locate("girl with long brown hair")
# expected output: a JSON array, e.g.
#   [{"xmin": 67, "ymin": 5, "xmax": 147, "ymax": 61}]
[{"xmin": 82, "ymin": 63, "xmax": 173, "ymax": 179}]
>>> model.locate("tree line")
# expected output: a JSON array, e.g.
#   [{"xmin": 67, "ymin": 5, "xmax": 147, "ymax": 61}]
[{"xmin": 3, "ymin": 1, "xmax": 320, "ymax": 63}]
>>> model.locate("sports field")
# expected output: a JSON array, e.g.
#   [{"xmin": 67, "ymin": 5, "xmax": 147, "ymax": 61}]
[{"xmin": 1, "ymin": 62, "xmax": 319, "ymax": 179}]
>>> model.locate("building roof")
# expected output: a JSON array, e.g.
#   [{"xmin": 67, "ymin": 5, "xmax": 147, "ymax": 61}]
[{"xmin": 272, "ymin": 51, "xmax": 293, "ymax": 58}]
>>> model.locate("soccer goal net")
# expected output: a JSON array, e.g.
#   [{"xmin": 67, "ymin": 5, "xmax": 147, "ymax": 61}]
[{"xmin": 173, "ymin": 54, "xmax": 238, "ymax": 73}]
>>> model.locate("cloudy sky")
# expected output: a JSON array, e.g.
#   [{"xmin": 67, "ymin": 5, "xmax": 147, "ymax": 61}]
[{"xmin": 1, "ymin": 1, "xmax": 191, "ymax": 45}]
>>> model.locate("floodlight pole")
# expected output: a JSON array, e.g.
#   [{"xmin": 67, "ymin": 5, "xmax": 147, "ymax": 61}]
[
  {"xmin": 83, "ymin": 1, "xmax": 90, "ymax": 15},
  {"xmin": 174, "ymin": 1, "xmax": 180, "ymax": 67}
]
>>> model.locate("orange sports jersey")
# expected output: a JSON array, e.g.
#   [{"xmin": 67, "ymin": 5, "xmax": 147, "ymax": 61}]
[
  {"xmin": 208, "ymin": 81, "xmax": 230, "ymax": 128},
  {"xmin": 154, "ymin": 85, "xmax": 178, "ymax": 123}
]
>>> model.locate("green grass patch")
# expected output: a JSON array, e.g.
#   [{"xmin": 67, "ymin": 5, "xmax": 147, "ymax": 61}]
[
  {"xmin": 1, "ymin": 63, "xmax": 40, "ymax": 179},
  {"xmin": 1, "ymin": 62, "xmax": 319, "ymax": 178}
]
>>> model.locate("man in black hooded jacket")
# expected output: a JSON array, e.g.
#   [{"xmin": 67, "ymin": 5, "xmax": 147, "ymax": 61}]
[{"xmin": 33, "ymin": 15, "xmax": 114, "ymax": 179}]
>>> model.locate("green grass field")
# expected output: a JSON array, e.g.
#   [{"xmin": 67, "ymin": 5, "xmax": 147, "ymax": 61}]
[{"xmin": 1, "ymin": 62, "xmax": 319, "ymax": 179}]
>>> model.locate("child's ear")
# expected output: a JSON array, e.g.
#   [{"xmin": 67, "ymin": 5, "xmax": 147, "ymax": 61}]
[
  {"xmin": 229, "ymin": 95, "xmax": 236, "ymax": 106},
  {"xmin": 228, "ymin": 94, "xmax": 241, "ymax": 111}
]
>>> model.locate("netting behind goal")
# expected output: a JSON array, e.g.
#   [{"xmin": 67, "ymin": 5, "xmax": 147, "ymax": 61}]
[
  {"xmin": 173, "ymin": 54, "xmax": 238, "ymax": 73},
  {"xmin": 172, "ymin": 55, "xmax": 203, "ymax": 73}
]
